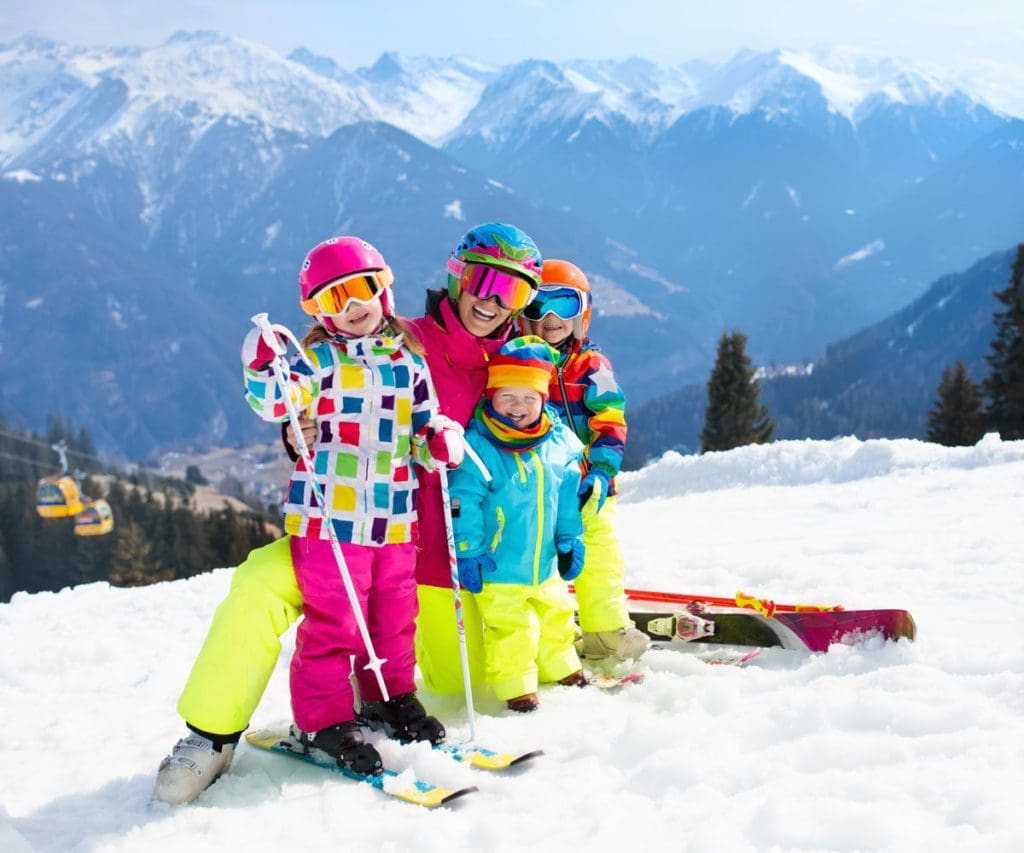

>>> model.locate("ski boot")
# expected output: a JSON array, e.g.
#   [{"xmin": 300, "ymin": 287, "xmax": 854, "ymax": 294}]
[
  {"xmin": 153, "ymin": 732, "xmax": 235, "ymax": 804},
  {"xmin": 506, "ymin": 693, "xmax": 540, "ymax": 713},
  {"xmin": 356, "ymin": 691, "xmax": 446, "ymax": 745},
  {"xmin": 558, "ymin": 669, "xmax": 590, "ymax": 687},
  {"xmin": 295, "ymin": 721, "xmax": 383, "ymax": 776},
  {"xmin": 578, "ymin": 624, "xmax": 652, "ymax": 661}
]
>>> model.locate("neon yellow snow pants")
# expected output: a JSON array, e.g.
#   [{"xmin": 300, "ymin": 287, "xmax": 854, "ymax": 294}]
[
  {"xmin": 177, "ymin": 537, "xmax": 303, "ymax": 735},
  {"xmin": 574, "ymin": 496, "xmax": 630, "ymax": 633},
  {"xmin": 414, "ymin": 584, "xmax": 487, "ymax": 695},
  {"xmin": 474, "ymin": 577, "xmax": 580, "ymax": 701}
]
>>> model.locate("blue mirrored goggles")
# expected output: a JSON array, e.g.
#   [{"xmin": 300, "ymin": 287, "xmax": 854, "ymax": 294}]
[{"xmin": 522, "ymin": 285, "xmax": 589, "ymax": 321}]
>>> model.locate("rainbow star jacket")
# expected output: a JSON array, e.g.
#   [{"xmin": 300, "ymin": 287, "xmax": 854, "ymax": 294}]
[
  {"xmin": 548, "ymin": 338, "xmax": 627, "ymax": 495},
  {"xmin": 448, "ymin": 405, "xmax": 585, "ymax": 587},
  {"xmin": 243, "ymin": 330, "xmax": 440, "ymax": 546}
]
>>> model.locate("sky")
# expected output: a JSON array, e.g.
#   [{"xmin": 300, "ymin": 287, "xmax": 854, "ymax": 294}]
[
  {"xmin": 2, "ymin": 0, "xmax": 1023, "ymax": 74},
  {"xmin": 3, "ymin": 434, "xmax": 1023, "ymax": 850}
]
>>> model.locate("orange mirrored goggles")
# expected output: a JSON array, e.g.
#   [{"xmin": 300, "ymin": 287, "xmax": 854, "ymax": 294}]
[{"xmin": 300, "ymin": 268, "xmax": 394, "ymax": 316}]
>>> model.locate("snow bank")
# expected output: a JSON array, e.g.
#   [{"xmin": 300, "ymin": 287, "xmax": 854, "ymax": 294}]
[{"xmin": 618, "ymin": 433, "xmax": 1024, "ymax": 502}]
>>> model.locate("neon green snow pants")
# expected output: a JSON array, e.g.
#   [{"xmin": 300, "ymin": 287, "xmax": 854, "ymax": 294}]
[
  {"xmin": 574, "ymin": 496, "xmax": 630, "ymax": 633},
  {"xmin": 475, "ymin": 576, "xmax": 580, "ymax": 701},
  {"xmin": 177, "ymin": 537, "xmax": 303, "ymax": 735}
]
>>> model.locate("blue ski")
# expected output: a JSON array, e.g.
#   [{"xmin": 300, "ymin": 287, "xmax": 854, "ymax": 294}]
[{"xmin": 245, "ymin": 728, "xmax": 477, "ymax": 808}]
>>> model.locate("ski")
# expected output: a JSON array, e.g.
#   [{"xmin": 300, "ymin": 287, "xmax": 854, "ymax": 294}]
[
  {"xmin": 589, "ymin": 671, "xmax": 646, "ymax": 690},
  {"xmin": 351, "ymin": 710, "xmax": 544, "ymax": 771},
  {"xmin": 245, "ymin": 728, "xmax": 477, "ymax": 808},
  {"xmin": 630, "ymin": 606, "xmax": 916, "ymax": 652},
  {"xmin": 698, "ymin": 648, "xmax": 763, "ymax": 667},
  {"xmin": 431, "ymin": 740, "xmax": 544, "ymax": 771}
]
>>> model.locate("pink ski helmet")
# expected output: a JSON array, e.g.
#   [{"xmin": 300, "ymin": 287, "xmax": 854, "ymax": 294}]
[{"xmin": 298, "ymin": 236, "xmax": 395, "ymax": 320}]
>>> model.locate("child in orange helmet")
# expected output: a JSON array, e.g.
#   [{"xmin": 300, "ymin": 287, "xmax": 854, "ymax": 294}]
[{"xmin": 520, "ymin": 260, "xmax": 649, "ymax": 661}]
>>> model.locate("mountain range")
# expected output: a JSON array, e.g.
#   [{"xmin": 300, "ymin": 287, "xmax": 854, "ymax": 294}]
[
  {"xmin": 623, "ymin": 246, "xmax": 1015, "ymax": 466},
  {"xmin": 1, "ymin": 31, "xmax": 1021, "ymax": 458}
]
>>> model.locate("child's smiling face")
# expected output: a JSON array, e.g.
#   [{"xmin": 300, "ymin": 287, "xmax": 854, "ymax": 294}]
[
  {"xmin": 526, "ymin": 315, "xmax": 572, "ymax": 347},
  {"xmin": 491, "ymin": 385, "xmax": 543, "ymax": 426},
  {"xmin": 326, "ymin": 293, "xmax": 384, "ymax": 337}
]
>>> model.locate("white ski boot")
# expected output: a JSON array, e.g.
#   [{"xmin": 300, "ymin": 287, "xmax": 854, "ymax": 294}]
[
  {"xmin": 578, "ymin": 625, "xmax": 652, "ymax": 661},
  {"xmin": 153, "ymin": 733, "xmax": 234, "ymax": 805}
]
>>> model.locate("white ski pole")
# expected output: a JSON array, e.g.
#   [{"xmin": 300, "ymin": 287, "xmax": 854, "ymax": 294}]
[
  {"xmin": 437, "ymin": 465, "xmax": 477, "ymax": 743},
  {"xmin": 250, "ymin": 312, "xmax": 390, "ymax": 701},
  {"xmin": 464, "ymin": 443, "xmax": 492, "ymax": 483}
]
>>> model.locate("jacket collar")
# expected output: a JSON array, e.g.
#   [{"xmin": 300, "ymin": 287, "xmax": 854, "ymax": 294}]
[{"xmin": 427, "ymin": 289, "xmax": 509, "ymax": 364}]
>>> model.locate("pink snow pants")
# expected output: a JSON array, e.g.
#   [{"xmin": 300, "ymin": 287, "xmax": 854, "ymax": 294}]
[{"xmin": 289, "ymin": 537, "xmax": 418, "ymax": 733}]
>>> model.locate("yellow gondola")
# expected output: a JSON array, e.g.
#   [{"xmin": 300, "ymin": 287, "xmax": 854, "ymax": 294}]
[
  {"xmin": 36, "ymin": 476, "xmax": 85, "ymax": 518},
  {"xmin": 74, "ymin": 499, "xmax": 115, "ymax": 537}
]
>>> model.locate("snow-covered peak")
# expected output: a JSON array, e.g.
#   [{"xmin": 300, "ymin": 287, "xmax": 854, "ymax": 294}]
[
  {"xmin": 454, "ymin": 57, "xmax": 690, "ymax": 145},
  {"xmin": 682, "ymin": 48, "xmax": 830, "ymax": 119},
  {"xmin": 775, "ymin": 47, "xmax": 983, "ymax": 122},
  {"xmin": 289, "ymin": 48, "xmax": 495, "ymax": 144},
  {"xmin": 0, "ymin": 36, "xmax": 130, "ymax": 160},
  {"xmin": 106, "ymin": 31, "xmax": 371, "ymax": 137}
]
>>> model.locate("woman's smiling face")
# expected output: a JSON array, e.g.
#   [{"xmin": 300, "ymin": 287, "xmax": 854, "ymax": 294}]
[{"xmin": 456, "ymin": 290, "xmax": 513, "ymax": 337}]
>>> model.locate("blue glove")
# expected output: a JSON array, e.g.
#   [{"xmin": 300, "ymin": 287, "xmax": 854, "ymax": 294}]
[
  {"xmin": 556, "ymin": 538, "xmax": 585, "ymax": 581},
  {"xmin": 456, "ymin": 554, "xmax": 494, "ymax": 594},
  {"xmin": 577, "ymin": 467, "xmax": 610, "ymax": 515}
]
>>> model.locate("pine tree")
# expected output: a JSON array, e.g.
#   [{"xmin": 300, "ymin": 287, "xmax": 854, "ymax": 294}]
[
  {"xmin": 109, "ymin": 521, "xmax": 173, "ymax": 587},
  {"xmin": 983, "ymin": 245, "xmax": 1024, "ymax": 439},
  {"xmin": 926, "ymin": 361, "xmax": 985, "ymax": 446},
  {"xmin": 700, "ymin": 330, "xmax": 775, "ymax": 452}
]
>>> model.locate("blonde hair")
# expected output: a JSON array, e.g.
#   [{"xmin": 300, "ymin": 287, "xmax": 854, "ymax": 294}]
[{"xmin": 301, "ymin": 316, "xmax": 425, "ymax": 358}]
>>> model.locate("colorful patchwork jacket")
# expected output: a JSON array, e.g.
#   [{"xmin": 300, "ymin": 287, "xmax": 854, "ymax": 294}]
[
  {"xmin": 547, "ymin": 339, "xmax": 627, "ymax": 495},
  {"xmin": 243, "ymin": 330, "xmax": 439, "ymax": 546},
  {"xmin": 448, "ymin": 411, "xmax": 584, "ymax": 587}
]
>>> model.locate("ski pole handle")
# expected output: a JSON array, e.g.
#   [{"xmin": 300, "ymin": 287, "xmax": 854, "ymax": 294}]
[{"xmin": 250, "ymin": 312, "xmax": 317, "ymax": 374}]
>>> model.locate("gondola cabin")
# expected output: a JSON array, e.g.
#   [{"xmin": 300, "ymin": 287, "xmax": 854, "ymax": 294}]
[
  {"xmin": 74, "ymin": 500, "xmax": 114, "ymax": 537},
  {"xmin": 36, "ymin": 476, "xmax": 85, "ymax": 518}
]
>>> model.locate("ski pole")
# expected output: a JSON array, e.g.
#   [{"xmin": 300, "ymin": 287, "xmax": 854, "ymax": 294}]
[
  {"xmin": 251, "ymin": 312, "xmax": 390, "ymax": 701},
  {"xmin": 438, "ymin": 466, "xmax": 477, "ymax": 743},
  {"xmin": 464, "ymin": 443, "xmax": 491, "ymax": 483}
]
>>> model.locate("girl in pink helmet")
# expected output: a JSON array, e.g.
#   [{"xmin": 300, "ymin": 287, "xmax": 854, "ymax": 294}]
[{"xmin": 157, "ymin": 236, "xmax": 464, "ymax": 800}]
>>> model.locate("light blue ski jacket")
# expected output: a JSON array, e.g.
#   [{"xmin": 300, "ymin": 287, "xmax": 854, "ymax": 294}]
[{"xmin": 449, "ymin": 410, "xmax": 585, "ymax": 586}]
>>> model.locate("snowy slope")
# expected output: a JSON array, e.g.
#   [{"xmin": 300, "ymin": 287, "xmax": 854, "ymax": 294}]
[{"xmin": 3, "ymin": 435, "xmax": 1023, "ymax": 852}]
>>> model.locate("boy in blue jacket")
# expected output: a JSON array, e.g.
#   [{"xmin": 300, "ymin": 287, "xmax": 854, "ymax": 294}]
[{"xmin": 449, "ymin": 336, "xmax": 588, "ymax": 712}]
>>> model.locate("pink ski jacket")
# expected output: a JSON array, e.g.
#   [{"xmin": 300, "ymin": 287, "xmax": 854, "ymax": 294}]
[{"xmin": 406, "ymin": 291, "xmax": 509, "ymax": 588}]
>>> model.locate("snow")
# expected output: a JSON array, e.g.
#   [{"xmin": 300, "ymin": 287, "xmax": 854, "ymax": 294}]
[
  {"xmin": 3, "ymin": 435, "xmax": 1024, "ymax": 851},
  {"xmin": 2, "ymin": 168, "xmax": 41, "ymax": 182},
  {"xmin": 443, "ymin": 199, "xmax": 464, "ymax": 221},
  {"xmin": 834, "ymin": 239, "xmax": 886, "ymax": 271}
]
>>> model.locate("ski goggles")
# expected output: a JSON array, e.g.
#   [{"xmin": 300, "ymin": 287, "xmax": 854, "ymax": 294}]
[
  {"xmin": 448, "ymin": 257, "xmax": 537, "ymax": 312},
  {"xmin": 300, "ymin": 268, "xmax": 393, "ymax": 316},
  {"xmin": 522, "ymin": 285, "xmax": 590, "ymax": 321}
]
